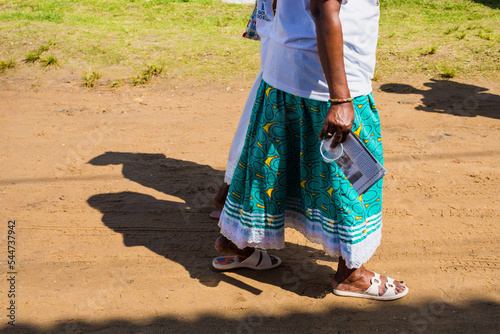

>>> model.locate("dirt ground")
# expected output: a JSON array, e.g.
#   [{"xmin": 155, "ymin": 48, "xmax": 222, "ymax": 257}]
[{"xmin": 0, "ymin": 71, "xmax": 499, "ymax": 333}]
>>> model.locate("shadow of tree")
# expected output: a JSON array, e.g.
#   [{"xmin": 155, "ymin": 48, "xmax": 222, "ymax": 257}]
[
  {"xmin": 87, "ymin": 152, "xmax": 335, "ymax": 298},
  {"xmin": 471, "ymin": 0, "xmax": 500, "ymax": 9},
  {"xmin": 5, "ymin": 300, "xmax": 499, "ymax": 333},
  {"xmin": 380, "ymin": 79, "xmax": 500, "ymax": 119}
]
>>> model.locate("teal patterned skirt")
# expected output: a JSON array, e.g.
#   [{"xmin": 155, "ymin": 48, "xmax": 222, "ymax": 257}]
[{"xmin": 219, "ymin": 80, "xmax": 384, "ymax": 269}]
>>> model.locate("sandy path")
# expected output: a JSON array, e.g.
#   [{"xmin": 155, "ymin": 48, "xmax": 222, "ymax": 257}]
[{"xmin": 0, "ymin": 77, "xmax": 499, "ymax": 333}]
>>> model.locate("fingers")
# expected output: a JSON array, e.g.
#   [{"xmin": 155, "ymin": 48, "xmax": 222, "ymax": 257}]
[
  {"xmin": 318, "ymin": 123, "xmax": 330, "ymax": 140},
  {"xmin": 331, "ymin": 132, "xmax": 343, "ymax": 149},
  {"xmin": 320, "ymin": 103, "xmax": 354, "ymax": 143}
]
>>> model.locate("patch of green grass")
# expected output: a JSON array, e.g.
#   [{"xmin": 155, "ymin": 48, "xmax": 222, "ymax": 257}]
[
  {"xmin": 377, "ymin": 0, "xmax": 499, "ymax": 80},
  {"xmin": 83, "ymin": 69, "xmax": 101, "ymax": 88},
  {"xmin": 23, "ymin": 44, "xmax": 52, "ymax": 63},
  {"xmin": 38, "ymin": 45, "xmax": 50, "ymax": 53},
  {"xmin": 0, "ymin": 1, "xmax": 258, "ymax": 84},
  {"xmin": 23, "ymin": 51, "xmax": 41, "ymax": 63},
  {"xmin": 0, "ymin": 59, "xmax": 16, "ymax": 73},
  {"xmin": 468, "ymin": 12, "xmax": 483, "ymax": 21},
  {"xmin": 421, "ymin": 46, "xmax": 438, "ymax": 56},
  {"xmin": 0, "ymin": 11, "xmax": 64, "ymax": 23},
  {"xmin": 478, "ymin": 31, "xmax": 493, "ymax": 41},
  {"xmin": 132, "ymin": 64, "xmax": 165, "ymax": 86},
  {"xmin": 109, "ymin": 80, "xmax": 123, "ymax": 88},
  {"xmin": 41, "ymin": 55, "xmax": 59, "ymax": 69},
  {"xmin": 444, "ymin": 26, "xmax": 459, "ymax": 35},
  {"xmin": 0, "ymin": 0, "xmax": 498, "ymax": 84},
  {"xmin": 440, "ymin": 65, "xmax": 458, "ymax": 79}
]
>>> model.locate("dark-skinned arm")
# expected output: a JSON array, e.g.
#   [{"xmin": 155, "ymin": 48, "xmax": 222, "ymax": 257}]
[{"xmin": 310, "ymin": 0, "xmax": 354, "ymax": 148}]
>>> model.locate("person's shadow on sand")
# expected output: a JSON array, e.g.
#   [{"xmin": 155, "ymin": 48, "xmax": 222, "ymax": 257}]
[
  {"xmin": 380, "ymin": 79, "xmax": 500, "ymax": 119},
  {"xmin": 87, "ymin": 152, "xmax": 336, "ymax": 298}
]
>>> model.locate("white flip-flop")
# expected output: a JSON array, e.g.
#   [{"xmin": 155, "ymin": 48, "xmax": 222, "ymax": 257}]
[
  {"xmin": 333, "ymin": 272, "xmax": 409, "ymax": 301},
  {"xmin": 212, "ymin": 249, "xmax": 281, "ymax": 271}
]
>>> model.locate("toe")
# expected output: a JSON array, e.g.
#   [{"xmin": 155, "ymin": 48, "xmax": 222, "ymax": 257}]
[
  {"xmin": 378, "ymin": 275, "xmax": 407, "ymax": 296},
  {"xmin": 396, "ymin": 284, "xmax": 407, "ymax": 294},
  {"xmin": 392, "ymin": 280, "xmax": 407, "ymax": 294}
]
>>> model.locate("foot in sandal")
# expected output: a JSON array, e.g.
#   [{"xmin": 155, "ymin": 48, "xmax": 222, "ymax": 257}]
[
  {"xmin": 212, "ymin": 235, "xmax": 281, "ymax": 270},
  {"xmin": 332, "ymin": 258, "xmax": 408, "ymax": 301}
]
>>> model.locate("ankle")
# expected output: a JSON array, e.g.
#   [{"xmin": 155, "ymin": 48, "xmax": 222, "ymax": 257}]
[
  {"xmin": 335, "ymin": 266, "xmax": 368, "ymax": 284},
  {"xmin": 214, "ymin": 236, "xmax": 229, "ymax": 253},
  {"xmin": 214, "ymin": 236, "xmax": 254, "ymax": 258}
]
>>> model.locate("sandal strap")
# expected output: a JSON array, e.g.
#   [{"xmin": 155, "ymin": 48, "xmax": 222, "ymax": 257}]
[
  {"xmin": 382, "ymin": 285, "xmax": 398, "ymax": 297},
  {"xmin": 240, "ymin": 249, "xmax": 273, "ymax": 268},
  {"xmin": 258, "ymin": 251, "xmax": 273, "ymax": 268},
  {"xmin": 240, "ymin": 249, "xmax": 261, "ymax": 267},
  {"xmin": 367, "ymin": 274, "xmax": 402, "ymax": 298},
  {"xmin": 364, "ymin": 272, "xmax": 382, "ymax": 296},
  {"xmin": 383, "ymin": 276, "xmax": 398, "ymax": 296},
  {"xmin": 386, "ymin": 276, "xmax": 396, "ymax": 289}
]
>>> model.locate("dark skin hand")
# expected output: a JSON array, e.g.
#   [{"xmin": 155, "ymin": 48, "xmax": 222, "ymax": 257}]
[{"xmin": 310, "ymin": 0, "xmax": 354, "ymax": 148}]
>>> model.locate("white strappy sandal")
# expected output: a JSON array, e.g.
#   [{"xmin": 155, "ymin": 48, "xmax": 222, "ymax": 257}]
[
  {"xmin": 212, "ymin": 249, "xmax": 282, "ymax": 271},
  {"xmin": 333, "ymin": 272, "xmax": 409, "ymax": 301}
]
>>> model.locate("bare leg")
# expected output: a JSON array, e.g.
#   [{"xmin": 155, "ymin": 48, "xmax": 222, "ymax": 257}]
[
  {"xmin": 332, "ymin": 257, "xmax": 407, "ymax": 296},
  {"xmin": 213, "ymin": 182, "xmax": 230, "ymax": 210}
]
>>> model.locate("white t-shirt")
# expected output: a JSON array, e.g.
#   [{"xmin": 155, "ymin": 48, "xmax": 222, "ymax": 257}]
[
  {"xmin": 262, "ymin": 0, "xmax": 380, "ymax": 100},
  {"xmin": 255, "ymin": 0, "xmax": 274, "ymax": 67}
]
